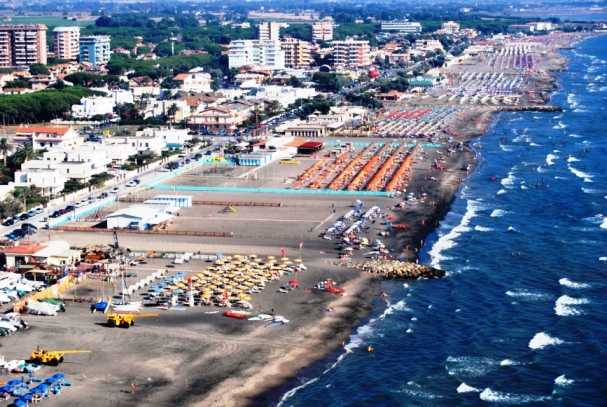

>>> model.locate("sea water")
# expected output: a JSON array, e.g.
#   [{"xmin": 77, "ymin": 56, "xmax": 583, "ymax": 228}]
[{"xmin": 276, "ymin": 35, "xmax": 607, "ymax": 406}]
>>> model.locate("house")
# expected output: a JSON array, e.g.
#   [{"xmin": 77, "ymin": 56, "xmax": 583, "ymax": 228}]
[
  {"xmin": 142, "ymin": 99, "xmax": 191, "ymax": 122},
  {"xmin": 71, "ymin": 89, "xmax": 134, "ymax": 118},
  {"xmin": 105, "ymin": 205, "xmax": 174, "ymax": 230},
  {"xmin": 187, "ymin": 106, "xmax": 247, "ymax": 132},
  {"xmin": 173, "ymin": 69, "xmax": 212, "ymax": 93},
  {"xmin": 113, "ymin": 134, "xmax": 165, "ymax": 156},
  {"xmin": 14, "ymin": 126, "xmax": 81, "ymax": 151},
  {"xmin": 14, "ymin": 167, "xmax": 67, "ymax": 196},
  {"xmin": 375, "ymin": 90, "xmax": 405, "ymax": 101},
  {"xmin": 247, "ymin": 85, "xmax": 317, "ymax": 108},
  {"xmin": 0, "ymin": 240, "xmax": 79, "ymax": 269},
  {"xmin": 136, "ymin": 127, "xmax": 191, "ymax": 150}
]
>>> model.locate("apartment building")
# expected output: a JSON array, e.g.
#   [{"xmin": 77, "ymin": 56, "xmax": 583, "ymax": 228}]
[
  {"xmin": 312, "ymin": 17, "xmax": 334, "ymax": 42},
  {"xmin": 173, "ymin": 70, "xmax": 212, "ymax": 93},
  {"xmin": 0, "ymin": 24, "xmax": 47, "ymax": 67},
  {"xmin": 281, "ymin": 38, "xmax": 312, "ymax": 69},
  {"xmin": 332, "ymin": 39, "xmax": 371, "ymax": 68},
  {"xmin": 79, "ymin": 35, "xmax": 111, "ymax": 66},
  {"xmin": 53, "ymin": 26, "xmax": 80, "ymax": 61},
  {"xmin": 258, "ymin": 21, "xmax": 282, "ymax": 41},
  {"xmin": 228, "ymin": 40, "xmax": 285, "ymax": 70},
  {"xmin": 380, "ymin": 21, "xmax": 423, "ymax": 33}
]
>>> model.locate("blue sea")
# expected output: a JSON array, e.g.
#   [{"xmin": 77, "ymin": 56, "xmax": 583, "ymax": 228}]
[{"xmin": 276, "ymin": 35, "xmax": 607, "ymax": 406}]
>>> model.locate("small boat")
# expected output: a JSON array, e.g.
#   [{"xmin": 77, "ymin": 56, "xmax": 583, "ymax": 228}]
[{"xmin": 223, "ymin": 310, "xmax": 250, "ymax": 320}]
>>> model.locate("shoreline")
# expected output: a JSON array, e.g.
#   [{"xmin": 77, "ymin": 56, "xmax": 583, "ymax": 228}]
[{"xmin": 241, "ymin": 32, "xmax": 593, "ymax": 407}]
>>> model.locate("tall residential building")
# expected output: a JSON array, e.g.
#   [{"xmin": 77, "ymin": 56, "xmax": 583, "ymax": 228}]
[
  {"xmin": 0, "ymin": 24, "xmax": 47, "ymax": 67},
  {"xmin": 281, "ymin": 38, "xmax": 312, "ymax": 69},
  {"xmin": 312, "ymin": 17, "xmax": 334, "ymax": 42},
  {"xmin": 380, "ymin": 21, "xmax": 423, "ymax": 33},
  {"xmin": 440, "ymin": 21, "xmax": 460, "ymax": 34},
  {"xmin": 258, "ymin": 22, "xmax": 282, "ymax": 41},
  {"xmin": 53, "ymin": 26, "xmax": 80, "ymax": 61},
  {"xmin": 228, "ymin": 40, "xmax": 285, "ymax": 70},
  {"xmin": 332, "ymin": 39, "xmax": 371, "ymax": 68},
  {"xmin": 79, "ymin": 35, "xmax": 111, "ymax": 66}
]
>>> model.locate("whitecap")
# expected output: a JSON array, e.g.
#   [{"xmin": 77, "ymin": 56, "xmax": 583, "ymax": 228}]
[
  {"xmin": 554, "ymin": 374, "xmax": 574, "ymax": 387},
  {"xmin": 505, "ymin": 289, "xmax": 551, "ymax": 301},
  {"xmin": 497, "ymin": 189, "xmax": 507, "ymax": 195},
  {"xmin": 582, "ymin": 187, "xmax": 604, "ymax": 194},
  {"xmin": 559, "ymin": 278, "xmax": 591, "ymax": 289},
  {"xmin": 400, "ymin": 382, "xmax": 443, "ymax": 400},
  {"xmin": 567, "ymin": 156, "xmax": 580, "ymax": 162},
  {"xmin": 601, "ymin": 218, "xmax": 607, "ymax": 230},
  {"xmin": 428, "ymin": 199, "xmax": 479, "ymax": 268},
  {"xmin": 536, "ymin": 166, "xmax": 547, "ymax": 173},
  {"xmin": 529, "ymin": 142, "xmax": 540, "ymax": 147},
  {"xmin": 529, "ymin": 332, "xmax": 564, "ymax": 350},
  {"xmin": 499, "ymin": 359, "xmax": 520, "ymax": 367},
  {"xmin": 583, "ymin": 214, "xmax": 604, "ymax": 224},
  {"xmin": 445, "ymin": 356, "xmax": 499, "ymax": 378},
  {"xmin": 599, "ymin": 256, "xmax": 607, "ymax": 262},
  {"xmin": 500, "ymin": 144, "xmax": 514, "ymax": 152},
  {"xmin": 479, "ymin": 388, "xmax": 551, "ymax": 404},
  {"xmin": 457, "ymin": 382, "xmax": 480, "ymax": 393},
  {"xmin": 490, "ymin": 209, "xmax": 507, "ymax": 218},
  {"xmin": 474, "ymin": 225, "xmax": 493, "ymax": 232},
  {"xmin": 507, "ymin": 226, "xmax": 517, "ymax": 232},
  {"xmin": 406, "ymin": 328, "xmax": 413, "ymax": 333},
  {"xmin": 545, "ymin": 153, "xmax": 558, "ymax": 166},
  {"xmin": 277, "ymin": 377, "xmax": 320, "ymax": 406},
  {"xmin": 567, "ymin": 164, "xmax": 594, "ymax": 183},
  {"xmin": 554, "ymin": 295, "xmax": 590, "ymax": 316},
  {"xmin": 568, "ymin": 133, "xmax": 582, "ymax": 138}
]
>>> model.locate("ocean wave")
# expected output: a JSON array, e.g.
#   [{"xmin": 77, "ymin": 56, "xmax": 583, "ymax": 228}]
[
  {"xmin": 497, "ymin": 189, "xmax": 507, "ymax": 195},
  {"xmin": 583, "ymin": 214, "xmax": 604, "ymax": 224},
  {"xmin": 505, "ymin": 289, "xmax": 551, "ymax": 301},
  {"xmin": 500, "ymin": 144, "xmax": 514, "ymax": 152},
  {"xmin": 545, "ymin": 153, "xmax": 558, "ymax": 166},
  {"xmin": 500, "ymin": 172, "xmax": 516, "ymax": 187},
  {"xmin": 457, "ymin": 382, "xmax": 480, "ymax": 393},
  {"xmin": 499, "ymin": 359, "xmax": 521, "ymax": 367},
  {"xmin": 554, "ymin": 374, "xmax": 574, "ymax": 387},
  {"xmin": 536, "ymin": 166, "xmax": 547, "ymax": 173},
  {"xmin": 567, "ymin": 93, "xmax": 577, "ymax": 108},
  {"xmin": 529, "ymin": 332, "xmax": 564, "ymax": 350},
  {"xmin": 277, "ymin": 377, "xmax": 320, "ymax": 407},
  {"xmin": 428, "ymin": 199, "xmax": 479, "ymax": 268},
  {"xmin": 567, "ymin": 164, "xmax": 594, "ymax": 183},
  {"xmin": 379, "ymin": 299, "xmax": 412, "ymax": 319},
  {"xmin": 601, "ymin": 218, "xmax": 607, "ymax": 230},
  {"xmin": 567, "ymin": 156, "xmax": 580, "ymax": 162},
  {"xmin": 568, "ymin": 133, "xmax": 582, "ymax": 138},
  {"xmin": 559, "ymin": 278, "xmax": 591, "ymax": 289},
  {"xmin": 490, "ymin": 209, "xmax": 507, "ymax": 218},
  {"xmin": 400, "ymin": 381, "xmax": 443, "ymax": 400},
  {"xmin": 507, "ymin": 226, "xmax": 518, "ymax": 232},
  {"xmin": 529, "ymin": 142, "xmax": 540, "ymax": 147},
  {"xmin": 445, "ymin": 356, "xmax": 499, "ymax": 378},
  {"xmin": 582, "ymin": 187, "xmax": 605, "ymax": 194},
  {"xmin": 552, "ymin": 121, "xmax": 567, "ymax": 130},
  {"xmin": 479, "ymin": 388, "xmax": 551, "ymax": 404},
  {"xmin": 599, "ymin": 257, "xmax": 607, "ymax": 262},
  {"xmin": 573, "ymin": 108, "xmax": 589, "ymax": 113},
  {"xmin": 555, "ymin": 295, "xmax": 589, "ymax": 316},
  {"xmin": 474, "ymin": 225, "xmax": 493, "ymax": 232}
]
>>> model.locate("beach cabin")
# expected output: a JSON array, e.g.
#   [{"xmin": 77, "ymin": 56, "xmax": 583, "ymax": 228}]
[{"xmin": 105, "ymin": 205, "xmax": 174, "ymax": 230}]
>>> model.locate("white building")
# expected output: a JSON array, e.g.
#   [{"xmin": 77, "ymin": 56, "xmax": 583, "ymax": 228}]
[
  {"xmin": 136, "ymin": 127, "xmax": 192, "ymax": 149},
  {"xmin": 381, "ymin": 21, "xmax": 422, "ymax": 33},
  {"xmin": 113, "ymin": 134, "xmax": 165, "ymax": 156},
  {"xmin": 228, "ymin": 40, "xmax": 285, "ymax": 70},
  {"xmin": 71, "ymin": 89, "xmax": 134, "ymax": 119},
  {"xmin": 173, "ymin": 69, "xmax": 212, "ymax": 93},
  {"xmin": 332, "ymin": 39, "xmax": 371, "ymax": 68},
  {"xmin": 13, "ymin": 126, "xmax": 82, "ymax": 152},
  {"xmin": 440, "ymin": 21, "xmax": 460, "ymax": 35},
  {"xmin": 14, "ymin": 167, "xmax": 67, "ymax": 196},
  {"xmin": 105, "ymin": 205, "xmax": 174, "ymax": 230},
  {"xmin": 247, "ymin": 85, "xmax": 317, "ymax": 108},
  {"xmin": 312, "ymin": 17, "xmax": 334, "ymax": 41}
]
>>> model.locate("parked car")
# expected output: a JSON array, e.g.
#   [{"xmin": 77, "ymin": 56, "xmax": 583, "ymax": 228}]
[
  {"xmin": 2, "ymin": 218, "xmax": 14, "ymax": 226},
  {"xmin": 21, "ymin": 223, "xmax": 37, "ymax": 235},
  {"xmin": 5, "ymin": 229, "xmax": 26, "ymax": 241},
  {"xmin": 17, "ymin": 213, "xmax": 30, "ymax": 221}
]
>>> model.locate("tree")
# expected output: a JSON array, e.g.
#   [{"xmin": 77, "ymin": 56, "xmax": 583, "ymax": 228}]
[
  {"xmin": 0, "ymin": 138, "xmax": 8, "ymax": 168},
  {"xmin": 29, "ymin": 63, "xmax": 49, "ymax": 76},
  {"xmin": 0, "ymin": 196, "xmax": 23, "ymax": 219},
  {"xmin": 312, "ymin": 72, "xmax": 352, "ymax": 93}
]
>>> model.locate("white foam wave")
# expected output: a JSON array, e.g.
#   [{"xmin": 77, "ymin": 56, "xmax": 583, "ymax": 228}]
[
  {"xmin": 555, "ymin": 295, "xmax": 590, "ymax": 316},
  {"xmin": 568, "ymin": 133, "xmax": 582, "ymax": 138},
  {"xmin": 601, "ymin": 218, "xmax": 607, "ymax": 230},
  {"xmin": 568, "ymin": 164, "xmax": 594, "ymax": 183},
  {"xmin": 500, "ymin": 144, "xmax": 514, "ymax": 152},
  {"xmin": 599, "ymin": 257, "xmax": 607, "ymax": 262},
  {"xmin": 529, "ymin": 332, "xmax": 564, "ymax": 350},
  {"xmin": 474, "ymin": 225, "xmax": 493, "ymax": 232},
  {"xmin": 457, "ymin": 382, "xmax": 480, "ymax": 393},
  {"xmin": 446, "ymin": 356, "xmax": 499, "ymax": 378},
  {"xmin": 545, "ymin": 153, "xmax": 558, "ymax": 166},
  {"xmin": 529, "ymin": 142, "xmax": 540, "ymax": 147},
  {"xmin": 501, "ymin": 172, "xmax": 516, "ymax": 188},
  {"xmin": 497, "ymin": 189, "xmax": 507, "ymax": 195},
  {"xmin": 552, "ymin": 121, "xmax": 567, "ymax": 130},
  {"xmin": 490, "ymin": 209, "xmax": 507, "ymax": 218},
  {"xmin": 400, "ymin": 382, "xmax": 442, "ymax": 400},
  {"xmin": 499, "ymin": 359, "xmax": 520, "ymax": 367},
  {"xmin": 507, "ymin": 226, "xmax": 517, "ymax": 232},
  {"xmin": 582, "ymin": 187, "xmax": 604, "ymax": 194},
  {"xmin": 428, "ymin": 199, "xmax": 479, "ymax": 268},
  {"xmin": 277, "ymin": 377, "xmax": 319, "ymax": 406},
  {"xmin": 567, "ymin": 156, "xmax": 580, "ymax": 162},
  {"xmin": 554, "ymin": 375, "xmax": 574, "ymax": 387},
  {"xmin": 505, "ymin": 289, "xmax": 551, "ymax": 301},
  {"xmin": 583, "ymin": 214, "xmax": 604, "ymax": 224},
  {"xmin": 559, "ymin": 278, "xmax": 591, "ymax": 289},
  {"xmin": 479, "ymin": 388, "xmax": 551, "ymax": 404}
]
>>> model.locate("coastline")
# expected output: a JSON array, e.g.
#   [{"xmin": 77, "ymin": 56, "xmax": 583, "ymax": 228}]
[{"xmin": 232, "ymin": 32, "xmax": 593, "ymax": 407}]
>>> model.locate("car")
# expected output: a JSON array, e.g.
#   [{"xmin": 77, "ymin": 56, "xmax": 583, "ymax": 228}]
[
  {"xmin": 110, "ymin": 187, "xmax": 120, "ymax": 193},
  {"xmin": 17, "ymin": 213, "xmax": 30, "ymax": 221},
  {"xmin": 65, "ymin": 205, "xmax": 76, "ymax": 212},
  {"xmin": 21, "ymin": 223, "xmax": 37, "ymax": 235},
  {"xmin": 5, "ymin": 229, "xmax": 26, "ymax": 241},
  {"xmin": 133, "ymin": 178, "xmax": 140, "ymax": 184},
  {"xmin": 2, "ymin": 218, "xmax": 14, "ymax": 226}
]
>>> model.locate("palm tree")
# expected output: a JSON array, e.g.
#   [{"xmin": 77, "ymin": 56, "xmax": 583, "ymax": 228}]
[{"xmin": 0, "ymin": 138, "xmax": 8, "ymax": 168}]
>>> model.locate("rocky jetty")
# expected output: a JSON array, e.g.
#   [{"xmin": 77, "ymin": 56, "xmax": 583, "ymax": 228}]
[{"xmin": 345, "ymin": 260, "xmax": 445, "ymax": 279}]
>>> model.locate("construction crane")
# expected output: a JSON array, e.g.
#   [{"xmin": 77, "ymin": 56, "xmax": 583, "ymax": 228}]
[
  {"xmin": 29, "ymin": 348, "xmax": 91, "ymax": 366},
  {"xmin": 106, "ymin": 312, "xmax": 158, "ymax": 328}
]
